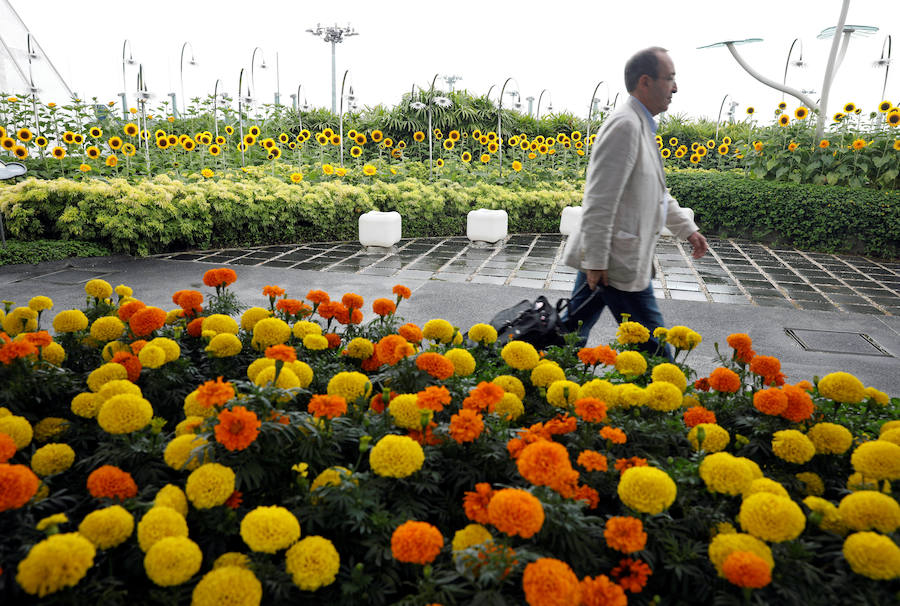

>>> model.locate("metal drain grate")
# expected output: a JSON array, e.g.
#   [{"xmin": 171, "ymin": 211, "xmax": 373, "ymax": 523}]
[{"xmin": 785, "ymin": 328, "xmax": 893, "ymax": 357}]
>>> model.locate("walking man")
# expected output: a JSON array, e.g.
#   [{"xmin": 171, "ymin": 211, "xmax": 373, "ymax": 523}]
[{"xmin": 563, "ymin": 46, "xmax": 709, "ymax": 357}]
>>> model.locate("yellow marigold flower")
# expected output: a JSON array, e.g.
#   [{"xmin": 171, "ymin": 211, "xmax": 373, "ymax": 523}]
[
  {"xmin": 546, "ymin": 380, "xmax": 580, "ymax": 407},
  {"xmin": 530, "ymin": 362, "xmax": 566, "ymax": 387},
  {"xmin": 254, "ymin": 365, "xmax": 301, "ymax": 390},
  {"xmin": 85, "ymin": 279, "xmax": 113, "ymax": 299},
  {"xmin": 52, "ymin": 309, "xmax": 89, "ymax": 333},
  {"xmin": 493, "ymin": 375, "xmax": 525, "ymax": 399},
  {"xmin": 344, "ymin": 337, "xmax": 374, "ymax": 359},
  {"xmin": 97, "ymin": 394, "xmax": 153, "ymax": 434},
  {"xmin": 818, "ymin": 371, "xmax": 866, "ymax": 403},
  {"xmin": 310, "ymin": 466, "xmax": 353, "ymax": 493},
  {"xmin": 144, "ymin": 536, "xmax": 202, "ymax": 586},
  {"xmin": 616, "ymin": 321, "xmax": 650, "ymax": 344},
  {"xmin": 240, "ymin": 505, "xmax": 301, "ymax": 553},
  {"xmin": 71, "ymin": 392, "xmax": 101, "ymax": 418},
  {"xmin": 501, "ymin": 340, "xmax": 540, "ymax": 370},
  {"xmin": 90, "ymin": 316, "xmax": 125, "ymax": 342},
  {"xmin": 615, "ymin": 350, "xmax": 647, "ymax": 376},
  {"xmin": 252, "ymin": 317, "xmax": 291, "ymax": 348},
  {"xmin": 240, "ymin": 307, "xmax": 271, "ymax": 331},
  {"xmin": 137, "ymin": 506, "xmax": 188, "ymax": 552},
  {"xmin": 445, "ymin": 348, "xmax": 476, "ymax": 376},
  {"xmin": 699, "ymin": 452, "xmax": 755, "ymax": 495},
  {"xmin": 614, "ymin": 383, "xmax": 648, "ymax": 408},
  {"xmin": 202, "ymin": 314, "xmax": 239, "ymax": 335},
  {"xmin": 327, "ymin": 371, "xmax": 371, "ymax": 402},
  {"xmin": 2, "ymin": 306, "xmax": 38, "ymax": 335},
  {"xmin": 32, "ymin": 417, "xmax": 69, "ymax": 442},
  {"xmin": 688, "ymin": 423, "xmax": 730, "ymax": 452},
  {"xmin": 880, "ymin": 420, "xmax": 900, "ymax": 435},
  {"xmin": 804, "ymin": 496, "xmax": 848, "ymax": 535},
  {"xmin": 708, "ymin": 533, "xmax": 773, "ymax": 577},
  {"xmin": 847, "ymin": 472, "xmax": 891, "ymax": 493},
  {"xmin": 27, "ymin": 296, "xmax": 53, "ymax": 312},
  {"xmin": 807, "ymin": 422, "xmax": 853, "ymax": 454},
  {"xmin": 739, "ymin": 493, "xmax": 805, "ymax": 542},
  {"xmin": 78, "ymin": 505, "xmax": 134, "ymax": 548},
  {"xmin": 468, "ymin": 323, "xmax": 498, "ymax": 344},
  {"xmin": 164, "ymin": 434, "xmax": 209, "ymax": 471},
  {"xmin": 493, "ymin": 392, "xmax": 524, "ymax": 421},
  {"xmin": 303, "ymin": 334, "xmax": 329, "ymax": 350},
  {"xmin": 185, "ymin": 463, "xmax": 236, "ymax": 509},
  {"xmin": 192, "ymin": 566, "xmax": 263, "ymax": 605},
  {"xmin": 842, "ymin": 532, "xmax": 900, "ymax": 580},
  {"xmin": 422, "ymin": 318, "xmax": 455, "ymax": 343},
  {"xmin": 864, "ymin": 386, "xmax": 889, "ymax": 405},
  {"xmin": 138, "ymin": 344, "xmax": 166, "ymax": 368},
  {"xmin": 837, "ymin": 491, "xmax": 900, "ymax": 533},
  {"xmin": 579, "ymin": 378, "xmax": 616, "ymax": 403},
  {"xmin": 155, "ymin": 484, "xmax": 189, "ymax": 516},
  {"xmin": 650, "ymin": 362, "xmax": 687, "ymax": 392},
  {"xmin": 292, "ymin": 320, "xmax": 322, "ymax": 339},
  {"xmin": 771, "ymin": 429, "xmax": 815, "ymax": 464},
  {"xmin": 15, "ymin": 533, "xmax": 96, "ymax": 597},
  {"xmin": 0, "ymin": 415, "xmax": 33, "ymax": 449},
  {"xmin": 796, "ymin": 472, "xmax": 825, "ymax": 496},
  {"xmin": 666, "ymin": 325, "xmax": 702, "ymax": 350},
  {"xmin": 285, "ymin": 535, "xmax": 340, "ymax": 590},
  {"xmin": 205, "ymin": 333, "xmax": 242, "ymax": 357},
  {"xmin": 644, "ymin": 381, "xmax": 683, "ymax": 411},
  {"xmin": 452, "ymin": 523, "xmax": 493, "ymax": 552},
  {"xmin": 40, "ymin": 342, "xmax": 65, "ymax": 366},
  {"xmin": 213, "ymin": 552, "xmax": 251, "ymax": 569},
  {"xmin": 389, "ymin": 394, "xmax": 432, "ymax": 429},
  {"xmin": 369, "ymin": 434, "xmax": 424, "ymax": 478},
  {"xmin": 851, "ymin": 440, "xmax": 900, "ymax": 480},
  {"xmin": 617, "ymin": 466, "xmax": 677, "ymax": 514},
  {"xmin": 35, "ymin": 513, "xmax": 68, "ymax": 531},
  {"xmin": 743, "ymin": 478, "xmax": 789, "ymax": 499},
  {"xmin": 87, "ymin": 362, "xmax": 128, "ymax": 392},
  {"xmin": 30, "ymin": 443, "xmax": 75, "ymax": 476},
  {"xmin": 881, "ymin": 428, "xmax": 900, "ymax": 446}
]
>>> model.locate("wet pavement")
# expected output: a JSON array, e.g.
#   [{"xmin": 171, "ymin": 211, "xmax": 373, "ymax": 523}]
[{"xmin": 154, "ymin": 234, "xmax": 900, "ymax": 316}]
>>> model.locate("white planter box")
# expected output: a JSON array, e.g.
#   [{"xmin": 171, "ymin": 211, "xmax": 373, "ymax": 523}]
[
  {"xmin": 560, "ymin": 206, "xmax": 583, "ymax": 236},
  {"xmin": 467, "ymin": 209, "xmax": 508, "ymax": 244},
  {"xmin": 359, "ymin": 211, "xmax": 402, "ymax": 248}
]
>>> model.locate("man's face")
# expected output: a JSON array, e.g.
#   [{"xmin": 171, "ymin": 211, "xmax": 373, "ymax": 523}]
[{"xmin": 645, "ymin": 53, "xmax": 677, "ymax": 115}]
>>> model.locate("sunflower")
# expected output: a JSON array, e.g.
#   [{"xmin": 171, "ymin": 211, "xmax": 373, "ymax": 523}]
[
  {"xmin": 89, "ymin": 126, "xmax": 103, "ymax": 138},
  {"xmin": 697, "ymin": 146, "xmax": 707, "ymax": 157},
  {"xmin": 106, "ymin": 155, "xmax": 118, "ymax": 167},
  {"xmin": 243, "ymin": 134, "xmax": 256, "ymax": 146},
  {"xmin": 690, "ymin": 142, "xmax": 699, "ymax": 152},
  {"xmin": 778, "ymin": 114, "xmax": 790, "ymax": 126},
  {"xmin": 778, "ymin": 102, "xmax": 787, "ymax": 110},
  {"xmin": 481, "ymin": 136, "xmax": 491, "ymax": 145},
  {"xmin": 674, "ymin": 148, "xmax": 685, "ymax": 158},
  {"xmin": 530, "ymin": 152, "xmax": 539, "ymax": 159},
  {"xmin": 86, "ymin": 146, "xmax": 100, "ymax": 159},
  {"xmin": 819, "ymin": 139, "xmax": 830, "ymax": 149},
  {"xmin": 13, "ymin": 145, "xmax": 27, "ymax": 159},
  {"xmin": 267, "ymin": 147, "xmax": 281, "ymax": 160},
  {"xmin": 489, "ymin": 142, "xmax": 499, "ymax": 153},
  {"xmin": 717, "ymin": 144, "xmax": 728, "ymax": 155},
  {"xmin": 371, "ymin": 130, "xmax": 383, "ymax": 142},
  {"xmin": 690, "ymin": 154, "xmax": 700, "ymax": 164},
  {"xmin": 833, "ymin": 112, "xmax": 845, "ymax": 122},
  {"xmin": 208, "ymin": 144, "xmax": 221, "ymax": 156},
  {"xmin": 74, "ymin": 133, "xmax": 85, "ymax": 144},
  {"xmin": 668, "ymin": 137, "xmax": 678, "ymax": 146},
  {"xmin": 260, "ymin": 138, "xmax": 275, "ymax": 150},
  {"xmin": 472, "ymin": 129, "xmax": 482, "ymax": 139},
  {"xmin": 34, "ymin": 136, "xmax": 48, "ymax": 147},
  {"xmin": 62, "ymin": 130, "xmax": 76, "ymax": 143},
  {"xmin": 706, "ymin": 139, "xmax": 715, "ymax": 148},
  {"xmin": 215, "ymin": 136, "xmax": 226, "ymax": 145},
  {"xmin": 330, "ymin": 134, "xmax": 341, "ymax": 145},
  {"xmin": 315, "ymin": 133, "xmax": 328, "ymax": 145},
  {"xmin": 723, "ymin": 136, "xmax": 732, "ymax": 145},
  {"xmin": 182, "ymin": 139, "xmax": 196, "ymax": 151},
  {"xmin": 888, "ymin": 113, "xmax": 900, "ymax": 127},
  {"xmin": 350, "ymin": 145, "xmax": 362, "ymax": 158},
  {"xmin": 794, "ymin": 107, "xmax": 808, "ymax": 120},
  {"xmin": 156, "ymin": 138, "xmax": 170, "ymax": 150},
  {"xmin": 289, "ymin": 141, "xmax": 296, "ymax": 149},
  {"xmin": 123, "ymin": 123, "xmax": 138, "ymax": 137},
  {"xmin": 508, "ymin": 135, "xmax": 519, "ymax": 146},
  {"xmin": 249, "ymin": 125, "xmax": 261, "ymax": 137},
  {"xmin": 661, "ymin": 148, "xmax": 671, "ymax": 158},
  {"xmin": 397, "ymin": 140, "xmax": 406, "ymax": 148},
  {"xmin": 79, "ymin": 163, "xmax": 91, "ymax": 172},
  {"xmin": 894, "ymin": 140, "xmax": 900, "ymax": 150},
  {"xmin": 413, "ymin": 131, "xmax": 425, "ymax": 142},
  {"xmin": 746, "ymin": 107, "xmax": 755, "ymax": 115},
  {"xmin": 382, "ymin": 138, "xmax": 393, "ymax": 148},
  {"xmin": 51, "ymin": 146, "xmax": 66, "ymax": 159},
  {"xmin": 878, "ymin": 100, "xmax": 892, "ymax": 113},
  {"xmin": 2, "ymin": 137, "xmax": 20, "ymax": 150},
  {"xmin": 108, "ymin": 136, "xmax": 123, "ymax": 150},
  {"xmin": 362, "ymin": 164, "xmax": 376, "ymax": 176},
  {"xmin": 290, "ymin": 172, "xmax": 303, "ymax": 183},
  {"xmin": 480, "ymin": 153, "xmax": 491, "ymax": 163},
  {"xmin": 843, "ymin": 102, "xmax": 856, "ymax": 113},
  {"xmin": 461, "ymin": 151, "xmax": 472, "ymax": 163},
  {"xmin": 435, "ymin": 158, "xmax": 444, "ymax": 167},
  {"xmin": 512, "ymin": 160, "xmax": 522, "ymax": 171},
  {"xmin": 448, "ymin": 130, "xmax": 460, "ymax": 141},
  {"xmin": 787, "ymin": 142, "xmax": 798, "ymax": 152},
  {"xmin": 225, "ymin": 125, "xmax": 234, "ymax": 135},
  {"xmin": 538, "ymin": 144, "xmax": 548, "ymax": 154},
  {"xmin": 443, "ymin": 139, "xmax": 454, "ymax": 150},
  {"xmin": 122, "ymin": 143, "xmax": 136, "ymax": 156},
  {"xmin": 16, "ymin": 127, "xmax": 32, "ymax": 142},
  {"xmin": 851, "ymin": 138, "xmax": 866, "ymax": 150},
  {"xmin": 353, "ymin": 133, "xmax": 366, "ymax": 145}
]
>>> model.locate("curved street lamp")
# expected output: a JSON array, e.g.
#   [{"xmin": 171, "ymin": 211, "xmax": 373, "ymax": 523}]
[
  {"xmin": 237, "ymin": 68, "xmax": 253, "ymax": 167},
  {"xmin": 179, "ymin": 42, "xmax": 197, "ymax": 117},
  {"xmin": 536, "ymin": 89, "xmax": 553, "ymax": 119},
  {"xmin": 136, "ymin": 65, "xmax": 153, "ymax": 175},
  {"xmin": 339, "ymin": 70, "xmax": 352, "ymax": 167},
  {"xmin": 497, "ymin": 77, "xmax": 520, "ymax": 176},
  {"xmin": 121, "ymin": 39, "xmax": 135, "ymax": 119},
  {"xmin": 781, "ymin": 38, "xmax": 806, "ymax": 102},
  {"xmin": 874, "ymin": 35, "xmax": 892, "ymax": 103},
  {"xmin": 411, "ymin": 74, "xmax": 452, "ymax": 180},
  {"xmin": 714, "ymin": 94, "xmax": 734, "ymax": 141},
  {"xmin": 212, "ymin": 78, "xmax": 226, "ymax": 139},
  {"xmin": 250, "ymin": 47, "xmax": 267, "ymax": 118},
  {"xmin": 585, "ymin": 80, "xmax": 608, "ymax": 154}
]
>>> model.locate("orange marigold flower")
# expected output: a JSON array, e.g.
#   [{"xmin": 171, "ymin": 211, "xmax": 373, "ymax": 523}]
[
  {"xmin": 604, "ymin": 516, "xmax": 647, "ymax": 553},
  {"xmin": 693, "ymin": 377, "xmax": 710, "ymax": 392},
  {"xmin": 398, "ymin": 323, "xmax": 423, "ymax": 343},
  {"xmin": 449, "ymin": 409, "xmax": 485, "ymax": 443},
  {"xmin": 324, "ymin": 333, "xmax": 342, "ymax": 348},
  {"xmin": 795, "ymin": 380, "xmax": 814, "ymax": 392},
  {"xmin": 265, "ymin": 344, "xmax": 297, "ymax": 363},
  {"xmin": 0, "ymin": 433, "xmax": 16, "ymax": 463},
  {"xmin": 369, "ymin": 390, "xmax": 396, "ymax": 413},
  {"xmin": 86, "ymin": 465, "xmax": 138, "ymax": 501},
  {"xmin": 341, "ymin": 292, "xmax": 364, "ymax": 309},
  {"xmin": 683, "ymin": 405, "xmax": 716, "ymax": 428},
  {"xmin": 336, "ymin": 307, "xmax": 364, "ymax": 326},
  {"xmin": 577, "ymin": 450, "xmax": 608, "ymax": 472},
  {"xmin": 130, "ymin": 340, "xmax": 147, "ymax": 354},
  {"xmin": 117, "ymin": 300, "xmax": 147, "ymax": 321},
  {"xmin": 392, "ymin": 284, "xmax": 412, "ymax": 299},
  {"xmin": 262, "ymin": 285, "xmax": 285, "ymax": 298},
  {"xmin": 575, "ymin": 484, "xmax": 600, "ymax": 509},
  {"xmin": 172, "ymin": 289, "xmax": 203, "ymax": 315},
  {"xmin": 415, "ymin": 352, "xmax": 455, "ymax": 380},
  {"xmin": 600, "ymin": 426, "xmax": 627, "ymax": 444},
  {"xmin": 391, "ymin": 520, "xmax": 443, "ymax": 564},
  {"xmin": 0, "ymin": 340, "xmax": 38, "ymax": 364},
  {"xmin": 522, "ymin": 558, "xmax": 581, "ymax": 606},
  {"xmin": 307, "ymin": 394, "xmax": 347, "ymax": 419},
  {"xmin": 722, "ymin": 551, "xmax": 772, "ymax": 589},
  {"xmin": 23, "ymin": 331, "xmax": 53, "ymax": 348},
  {"xmin": 614, "ymin": 457, "xmax": 648, "ymax": 473},
  {"xmin": 577, "ymin": 345, "xmax": 617, "ymax": 366},
  {"xmin": 196, "ymin": 376, "xmax": 236, "ymax": 408},
  {"xmin": 726, "ymin": 333, "xmax": 752, "ymax": 352},
  {"xmin": 128, "ymin": 306, "xmax": 167, "ymax": 337},
  {"xmin": 749, "ymin": 355, "xmax": 781, "ymax": 385},
  {"xmin": 611, "ymin": 558, "xmax": 652, "ymax": 593},
  {"xmin": 372, "ymin": 298, "xmax": 397, "ymax": 316},
  {"xmin": 753, "ymin": 387, "xmax": 788, "ymax": 416},
  {"xmin": 186, "ymin": 317, "xmax": 205, "ymax": 338},
  {"xmin": 463, "ymin": 482, "xmax": 495, "ymax": 524},
  {"xmin": 225, "ymin": 489, "xmax": 243, "ymax": 509},
  {"xmin": 306, "ymin": 289, "xmax": 330, "ymax": 304},
  {"xmin": 110, "ymin": 351, "xmax": 142, "ymax": 382},
  {"xmin": 488, "ymin": 488, "xmax": 545, "ymax": 538},
  {"xmin": 517, "ymin": 439, "xmax": 574, "ymax": 487},
  {"xmin": 574, "ymin": 398, "xmax": 608, "ymax": 423},
  {"xmin": 203, "ymin": 268, "xmax": 237, "ymax": 288},
  {"xmin": 463, "ymin": 381, "xmax": 505, "ymax": 411},
  {"xmin": 316, "ymin": 300, "xmax": 340, "ymax": 319},
  {"xmin": 376, "ymin": 334, "xmax": 413, "ymax": 365},
  {"xmin": 417, "ymin": 385, "xmax": 452, "ymax": 412},
  {"xmin": 708, "ymin": 367, "xmax": 741, "ymax": 393},
  {"xmin": 0, "ymin": 463, "xmax": 40, "ymax": 511},
  {"xmin": 408, "ymin": 421, "xmax": 441, "ymax": 446},
  {"xmin": 780, "ymin": 384, "xmax": 815, "ymax": 422},
  {"xmin": 215, "ymin": 406, "xmax": 261, "ymax": 451},
  {"xmin": 544, "ymin": 415, "xmax": 577, "ymax": 436},
  {"xmin": 580, "ymin": 574, "xmax": 627, "ymax": 606},
  {"xmin": 276, "ymin": 298, "xmax": 310, "ymax": 317}
]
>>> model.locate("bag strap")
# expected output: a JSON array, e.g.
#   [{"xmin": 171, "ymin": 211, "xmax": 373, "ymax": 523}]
[{"xmin": 555, "ymin": 281, "xmax": 595, "ymax": 316}]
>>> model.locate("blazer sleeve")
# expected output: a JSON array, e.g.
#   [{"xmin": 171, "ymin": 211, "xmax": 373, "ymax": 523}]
[
  {"xmin": 579, "ymin": 115, "xmax": 640, "ymax": 270},
  {"xmin": 663, "ymin": 189, "xmax": 700, "ymax": 239}
]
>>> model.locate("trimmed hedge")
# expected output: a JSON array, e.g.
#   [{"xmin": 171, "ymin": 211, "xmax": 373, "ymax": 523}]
[
  {"xmin": 1, "ymin": 170, "xmax": 897, "ymax": 259},
  {"xmin": 0, "ymin": 239, "xmax": 111, "ymax": 266}
]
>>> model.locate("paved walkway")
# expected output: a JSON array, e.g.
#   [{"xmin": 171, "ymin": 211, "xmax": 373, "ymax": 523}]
[{"xmin": 155, "ymin": 234, "xmax": 900, "ymax": 316}]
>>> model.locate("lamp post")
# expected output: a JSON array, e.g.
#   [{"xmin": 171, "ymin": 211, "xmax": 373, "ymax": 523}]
[
  {"xmin": 874, "ymin": 35, "xmax": 892, "ymax": 103},
  {"xmin": 714, "ymin": 94, "xmax": 733, "ymax": 141},
  {"xmin": 306, "ymin": 23, "xmax": 359, "ymax": 114},
  {"xmin": 249, "ymin": 47, "xmax": 267, "ymax": 119},
  {"xmin": 782, "ymin": 38, "xmax": 806, "ymax": 102},
  {"xmin": 212, "ymin": 79, "xmax": 225, "ymax": 139},
  {"xmin": 339, "ymin": 70, "xmax": 352, "ymax": 167},
  {"xmin": 586, "ymin": 80, "xmax": 607, "ymax": 147},
  {"xmin": 179, "ymin": 42, "xmax": 197, "ymax": 117},
  {"xmin": 237, "ymin": 68, "xmax": 252, "ymax": 167},
  {"xmin": 410, "ymin": 74, "xmax": 452, "ymax": 180},
  {"xmin": 442, "ymin": 74, "xmax": 462, "ymax": 92},
  {"xmin": 122, "ymin": 39, "xmax": 135, "ymax": 119},
  {"xmin": 24, "ymin": 33, "xmax": 41, "ymax": 137},
  {"xmin": 497, "ymin": 77, "xmax": 520, "ymax": 176},
  {"xmin": 136, "ymin": 65, "xmax": 152, "ymax": 175},
  {"xmin": 536, "ymin": 89, "xmax": 553, "ymax": 119}
]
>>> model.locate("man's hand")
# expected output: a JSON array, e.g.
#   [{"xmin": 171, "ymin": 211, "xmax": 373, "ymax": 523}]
[
  {"xmin": 586, "ymin": 269, "xmax": 608, "ymax": 290},
  {"xmin": 687, "ymin": 231, "xmax": 709, "ymax": 259}
]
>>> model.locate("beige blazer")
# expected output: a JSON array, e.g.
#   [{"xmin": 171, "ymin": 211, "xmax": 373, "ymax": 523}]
[{"xmin": 562, "ymin": 95, "xmax": 698, "ymax": 292}]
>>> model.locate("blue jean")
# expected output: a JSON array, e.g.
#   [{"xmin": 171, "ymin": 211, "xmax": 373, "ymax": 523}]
[{"xmin": 563, "ymin": 271, "xmax": 673, "ymax": 361}]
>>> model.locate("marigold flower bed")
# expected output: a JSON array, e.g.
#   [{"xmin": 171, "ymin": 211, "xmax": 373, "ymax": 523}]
[{"xmin": 0, "ymin": 270, "xmax": 898, "ymax": 605}]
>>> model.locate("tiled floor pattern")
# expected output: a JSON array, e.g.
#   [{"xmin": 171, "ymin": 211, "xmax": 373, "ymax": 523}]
[{"xmin": 155, "ymin": 235, "xmax": 900, "ymax": 316}]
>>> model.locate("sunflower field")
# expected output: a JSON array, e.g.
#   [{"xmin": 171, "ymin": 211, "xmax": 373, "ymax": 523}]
[{"xmin": 0, "ymin": 271, "xmax": 899, "ymax": 605}]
